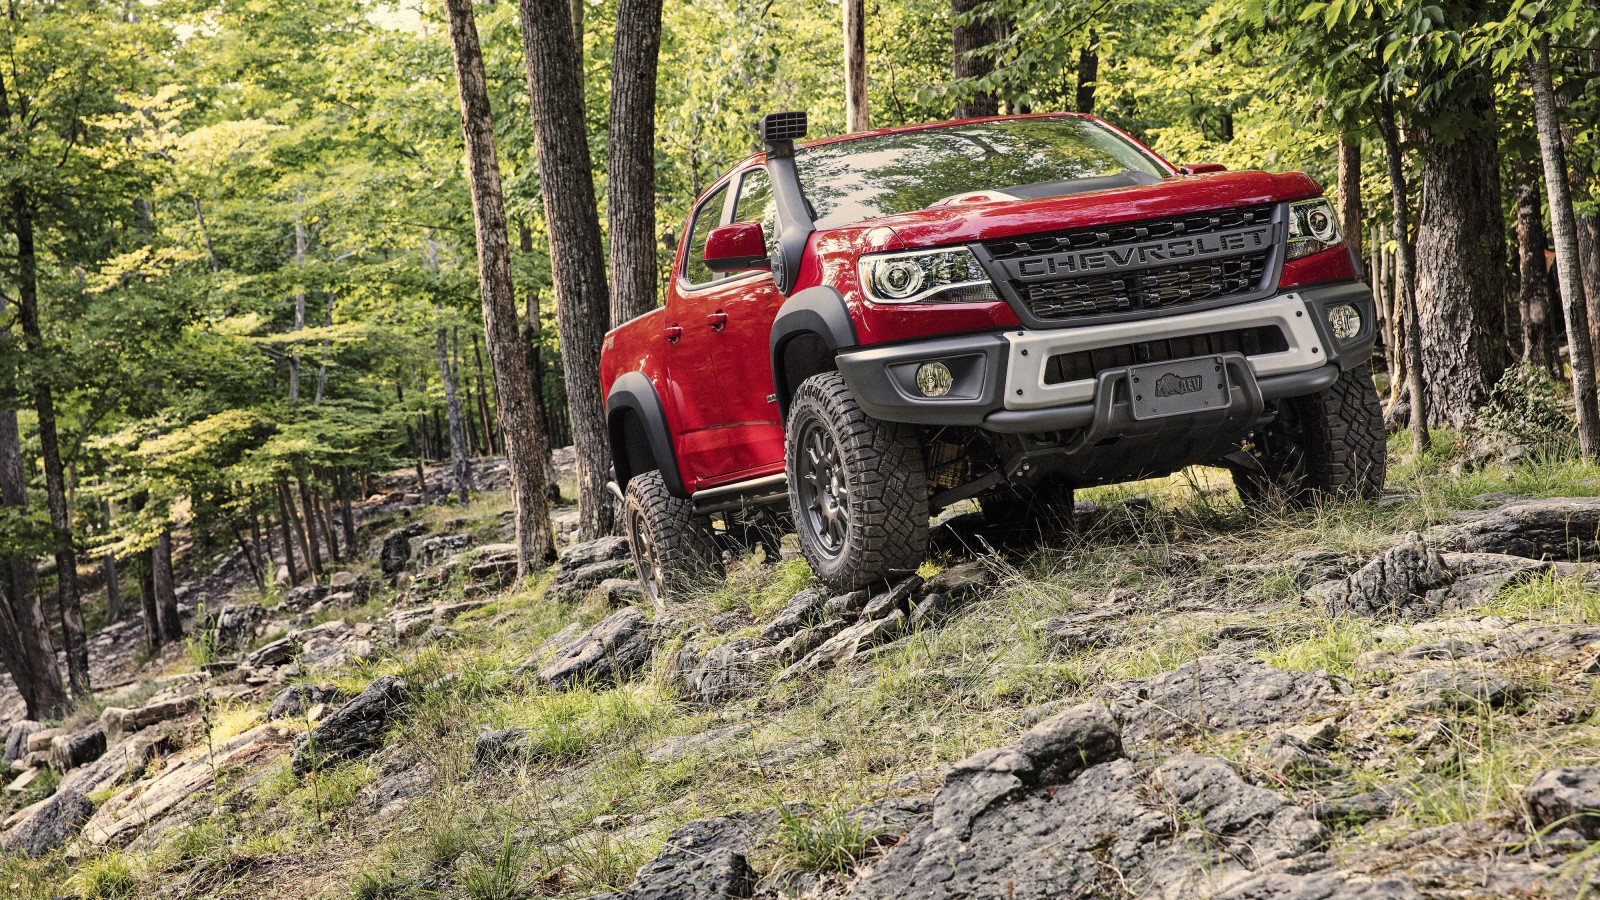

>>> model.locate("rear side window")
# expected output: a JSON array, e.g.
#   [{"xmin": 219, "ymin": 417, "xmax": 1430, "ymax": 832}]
[
  {"xmin": 732, "ymin": 168, "xmax": 779, "ymax": 258},
  {"xmin": 682, "ymin": 183, "xmax": 729, "ymax": 286}
]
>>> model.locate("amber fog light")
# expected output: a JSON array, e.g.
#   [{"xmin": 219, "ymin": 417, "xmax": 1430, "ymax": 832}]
[
  {"xmin": 1327, "ymin": 304, "xmax": 1361, "ymax": 341},
  {"xmin": 915, "ymin": 362, "xmax": 953, "ymax": 397}
]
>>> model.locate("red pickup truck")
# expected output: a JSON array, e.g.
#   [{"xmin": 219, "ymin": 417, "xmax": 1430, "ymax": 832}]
[{"xmin": 601, "ymin": 111, "xmax": 1384, "ymax": 601}]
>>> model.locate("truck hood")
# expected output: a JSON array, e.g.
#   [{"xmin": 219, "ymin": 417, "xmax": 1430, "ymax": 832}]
[{"xmin": 854, "ymin": 170, "xmax": 1322, "ymax": 249}]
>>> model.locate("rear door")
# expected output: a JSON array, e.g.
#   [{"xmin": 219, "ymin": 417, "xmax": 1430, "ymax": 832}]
[{"xmin": 663, "ymin": 169, "xmax": 787, "ymax": 488}]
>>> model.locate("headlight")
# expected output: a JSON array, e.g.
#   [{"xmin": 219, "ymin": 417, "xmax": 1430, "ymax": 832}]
[
  {"xmin": 860, "ymin": 248, "xmax": 1000, "ymax": 304},
  {"xmin": 1286, "ymin": 199, "xmax": 1344, "ymax": 260}
]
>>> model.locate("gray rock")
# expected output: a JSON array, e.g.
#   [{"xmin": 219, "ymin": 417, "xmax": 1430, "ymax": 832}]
[
  {"xmin": 624, "ymin": 811, "xmax": 766, "ymax": 899},
  {"xmin": 473, "ymin": 728, "xmax": 532, "ymax": 770},
  {"xmin": 291, "ymin": 675, "xmax": 409, "ymax": 775},
  {"xmin": 924, "ymin": 562, "xmax": 995, "ymax": 599},
  {"xmin": 281, "ymin": 583, "xmax": 329, "ymax": 612},
  {"xmin": 99, "ymin": 695, "xmax": 200, "ymax": 743},
  {"xmin": 822, "ymin": 590, "xmax": 870, "ymax": 622},
  {"xmin": 413, "ymin": 533, "xmax": 473, "ymax": 568},
  {"xmin": 908, "ymin": 592, "xmax": 956, "ymax": 628},
  {"xmin": 861, "ymin": 576, "xmax": 923, "ymax": 621},
  {"xmin": 0, "ymin": 789, "xmax": 92, "ymax": 857},
  {"xmin": 535, "ymin": 607, "xmax": 654, "ymax": 691},
  {"xmin": 781, "ymin": 610, "xmax": 905, "ymax": 679},
  {"xmin": 265, "ymin": 683, "xmax": 347, "ymax": 721},
  {"xmin": 1103, "ymin": 655, "xmax": 1335, "ymax": 745},
  {"xmin": 551, "ymin": 559, "xmax": 635, "ymax": 602},
  {"xmin": 4, "ymin": 720, "xmax": 43, "ymax": 764},
  {"xmin": 773, "ymin": 619, "xmax": 848, "ymax": 664},
  {"xmin": 559, "ymin": 535, "xmax": 630, "ymax": 570},
  {"xmin": 1309, "ymin": 788, "xmax": 1400, "ymax": 826},
  {"xmin": 244, "ymin": 636, "xmax": 298, "ymax": 669},
  {"xmin": 49, "ymin": 726, "xmax": 106, "ymax": 772},
  {"xmin": 686, "ymin": 639, "xmax": 776, "ymax": 704},
  {"xmin": 760, "ymin": 588, "xmax": 827, "ymax": 643},
  {"xmin": 380, "ymin": 523, "xmax": 427, "ymax": 574},
  {"xmin": 646, "ymin": 723, "xmax": 752, "ymax": 764},
  {"xmin": 1427, "ymin": 497, "xmax": 1600, "ymax": 561},
  {"xmin": 328, "ymin": 570, "xmax": 358, "ymax": 590},
  {"xmin": 1308, "ymin": 534, "xmax": 1455, "ymax": 622},
  {"xmin": 212, "ymin": 602, "xmax": 267, "ymax": 652},
  {"xmin": 1395, "ymin": 668, "xmax": 1519, "ymax": 713},
  {"xmin": 1036, "ymin": 609, "xmax": 1121, "ymax": 654},
  {"xmin": 1217, "ymin": 871, "xmax": 1418, "ymax": 899},
  {"xmin": 600, "ymin": 578, "xmax": 644, "ymax": 607},
  {"xmin": 1527, "ymin": 765, "xmax": 1600, "ymax": 839}
]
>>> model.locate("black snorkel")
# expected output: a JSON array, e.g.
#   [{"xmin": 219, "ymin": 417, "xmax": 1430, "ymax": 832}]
[{"xmin": 757, "ymin": 111, "xmax": 815, "ymax": 296}]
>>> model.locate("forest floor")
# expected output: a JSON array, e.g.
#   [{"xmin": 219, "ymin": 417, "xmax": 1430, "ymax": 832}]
[{"xmin": 8, "ymin": 433, "xmax": 1600, "ymax": 898}]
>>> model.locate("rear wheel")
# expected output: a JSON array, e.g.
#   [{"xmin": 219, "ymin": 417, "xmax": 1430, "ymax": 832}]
[
  {"xmin": 622, "ymin": 470, "xmax": 721, "ymax": 608},
  {"xmin": 786, "ymin": 372, "xmax": 929, "ymax": 592},
  {"xmin": 1233, "ymin": 364, "xmax": 1386, "ymax": 506}
]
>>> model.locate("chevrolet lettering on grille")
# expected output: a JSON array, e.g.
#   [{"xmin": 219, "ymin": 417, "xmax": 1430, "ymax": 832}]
[{"xmin": 1009, "ymin": 224, "xmax": 1274, "ymax": 279}]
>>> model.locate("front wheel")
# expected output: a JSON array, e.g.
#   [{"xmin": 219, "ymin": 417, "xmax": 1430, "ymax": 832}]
[
  {"xmin": 786, "ymin": 372, "xmax": 930, "ymax": 592},
  {"xmin": 622, "ymin": 470, "xmax": 722, "ymax": 609},
  {"xmin": 1233, "ymin": 363, "xmax": 1386, "ymax": 506}
]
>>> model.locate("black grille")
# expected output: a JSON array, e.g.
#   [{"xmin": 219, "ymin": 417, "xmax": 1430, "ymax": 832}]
[
  {"xmin": 1043, "ymin": 325, "xmax": 1289, "ymax": 385},
  {"xmin": 983, "ymin": 204, "xmax": 1278, "ymax": 322}
]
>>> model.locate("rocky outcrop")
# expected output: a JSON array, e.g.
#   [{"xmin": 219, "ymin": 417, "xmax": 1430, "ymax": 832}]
[
  {"xmin": 1426, "ymin": 497, "xmax": 1600, "ymax": 560},
  {"xmin": 620, "ymin": 811, "xmax": 768, "ymax": 899},
  {"xmin": 212, "ymin": 602, "xmax": 267, "ymax": 653},
  {"xmin": 49, "ymin": 725, "xmax": 107, "ymax": 772},
  {"xmin": 534, "ymin": 607, "xmax": 655, "ymax": 691},
  {"xmin": 1309, "ymin": 534, "xmax": 1455, "ymax": 622},
  {"xmin": 1395, "ymin": 668, "xmax": 1520, "ymax": 713},
  {"xmin": 759, "ymin": 589, "xmax": 827, "ymax": 643},
  {"xmin": 1101, "ymin": 655, "xmax": 1334, "ymax": 745},
  {"xmin": 4, "ymin": 720, "xmax": 43, "ymax": 763},
  {"xmin": 548, "ymin": 536, "xmax": 633, "ymax": 604},
  {"xmin": 0, "ymin": 790, "xmax": 92, "ymax": 857},
  {"xmin": 1526, "ymin": 765, "xmax": 1600, "ymax": 839},
  {"xmin": 380, "ymin": 523, "xmax": 427, "ymax": 574},
  {"xmin": 99, "ymin": 695, "xmax": 201, "ymax": 743},
  {"xmin": 266, "ymin": 683, "xmax": 347, "ymax": 721},
  {"xmin": 291, "ymin": 675, "xmax": 409, "ymax": 775}
]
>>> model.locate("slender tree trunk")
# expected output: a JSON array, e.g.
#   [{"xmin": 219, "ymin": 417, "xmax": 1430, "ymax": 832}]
[
  {"xmin": 436, "ymin": 327, "xmax": 475, "ymax": 501},
  {"xmin": 446, "ymin": 0, "xmax": 560, "ymax": 572},
  {"xmin": 1514, "ymin": 160, "xmax": 1562, "ymax": 376},
  {"xmin": 314, "ymin": 292, "xmax": 333, "ymax": 404},
  {"xmin": 296, "ymin": 478, "xmax": 325, "ymax": 575},
  {"xmin": 338, "ymin": 468, "xmax": 357, "ymax": 550},
  {"xmin": 275, "ymin": 483, "xmax": 300, "ymax": 585},
  {"xmin": 289, "ymin": 194, "xmax": 307, "ymax": 405},
  {"xmin": 1075, "ymin": 31, "xmax": 1099, "ymax": 114},
  {"xmin": 11, "ymin": 189, "xmax": 89, "ymax": 695},
  {"xmin": 1412, "ymin": 73, "xmax": 1509, "ymax": 429},
  {"xmin": 1336, "ymin": 133, "xmax": 1362, "ymax": 261},
  {"xmin": 137, "ymin": 556, "xmax": 159, "ymax": 652},
  {"xmin": 519, "ymin": 0, "xmax": 617, "ymax": 540},
  {"xmin": 153, "ymin": 530, "xmax": 182, "ymax": 643},
  {"xmin": 1379, "ymin": 96, "xmax": 1429, "ymax": 454},
  {"xmin": 1557, "ymin": 71, "xmax": 1600, "ymax": 374},
  {"xmin": 0, "ymin": 405, "xmax": 66, "ymax": 718},
  {"xmin": 844, "ymin": 0, "xmax": 868, "ymax": 131},
  {"xmin": 1531, "ymin": 36, "xmax": 1600, "ymax": 456},
  {"xmin": 607, "ymin": 0, "xmax": 665, "ymax": 326},
  {"xmin": 473, "ymin": 334, "xmax": 496, "ymax": 455},
  {"xmin": 952, "ymin": 0, "xmax": 1002, "ymax": 118},
  {"xmin": 315, "ymin": 481, "xmax": 340, "ymax": 562},
  {"xmin": 103, "ymin": 554, "xmax": 122, "ymax": 622},
  {"xmin": 520, "ymin": 226, "xmax": 561, "ymax": 501}
]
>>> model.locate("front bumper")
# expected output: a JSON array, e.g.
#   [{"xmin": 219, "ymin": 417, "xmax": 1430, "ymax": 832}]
[{"xmin": 836, "ymin": 280, "xmax": 1376, "ymax": 435}]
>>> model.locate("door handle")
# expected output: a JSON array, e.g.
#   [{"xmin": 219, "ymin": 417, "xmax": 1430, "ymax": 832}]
[
  {"xmin": 707, "ymin": 311, "xmax": 728, "ymax": 331},
  {"xmin": 665, "ymin": 324, "xmax": 683, "ymax": 343}
]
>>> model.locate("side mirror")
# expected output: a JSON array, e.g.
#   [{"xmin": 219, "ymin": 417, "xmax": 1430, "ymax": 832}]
[
  {"xmin": 1180, "ymin": 163, "xmax": 1228, "ymax": 175},
  {"xmin": 703, "ymin": 222, "xmax": 770, "ymax": 273}
]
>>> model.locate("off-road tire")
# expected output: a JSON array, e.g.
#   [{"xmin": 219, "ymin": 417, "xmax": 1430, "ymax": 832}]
[
  {"xmin": 1234, "ymin": 363, "xmax": 1386, "ymax": 506},
  {"xmin": 622, "ymin": 470, "xmax": 722, "ymax": 609},
  {"xmin": 786, "ymin": 372, "xmax": 930, "ymax": 592},
  {"xmin": 979, "ymin": 478, "xmax": 1077, "ymax": 532}
]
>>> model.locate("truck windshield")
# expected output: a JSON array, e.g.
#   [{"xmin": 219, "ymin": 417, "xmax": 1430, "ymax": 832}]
[{"xmin": 797, "ymin": 117, "xmax": 1169, "ymax": 230}]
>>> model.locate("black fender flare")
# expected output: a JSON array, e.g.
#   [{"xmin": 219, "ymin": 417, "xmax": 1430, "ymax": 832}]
[
  {"xmin": 769, "ymin": 286, "xmax": 859, "ymax": 419},
  {"xmin": 606, "ymin": 372, "xmax": 689, "ymax": 498}
]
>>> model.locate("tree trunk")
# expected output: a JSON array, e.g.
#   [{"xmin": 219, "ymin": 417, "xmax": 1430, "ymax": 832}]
[
  {"xmin": 137, "ymin": 556, "xmax": 159, "ymax": 652},
  {"xmin": 1557, "ymin": 70, "xmax": 1600, "ymax": 375},
  {"xmin": 1531, "ymin": 36, "xmax": 1600, "ymax": 456},
  {"xmin": 10, "ymin": 189, "xmax": 89, "ymax": 695},
  {"xmin": 518, "ymin": 0, "xmax": 617, "ymax": 541},
  {"xmin": 315, "ymin": 480, "xmax": 340, "ymax": 563},
  {"xmin": 0, "ymin": 405, "xmax": 67, "ymax": 719},
  {"xmin": 473, "ymin": 334, "xmax": 496, "ymax": 455},
  {"xmin": 314, "ymin": 292, "xmax": 333, "ymax": 404},
  {"xmin": 951, "ymin": 0, "xmax": 1002, "ymax": 118},
  {"xmin": 153, "ymin": 530, "xmax": 182, "ymax": 643},
  {"xmin": 1411, "ymin": 74, "xmax": 1509, "ymax": 429},
  {"xmin": 281, "ymin": 480, "xmax": 316, "ymax": 582},
  {"xmin": 275, "ymin": 483, "xmax": 300, "ymax": 585},
  {"xmin": 338, "ymin": 468, "xmax": 357, "ymax": 551},
  {"xmin": 607, "ymin": 0, "xmax": 666, "ymax": 327},
  {"xmin": 103, "ymin": 554, "xmax": 122, "ymax": 622},
  {"xmin": 295, "ymin": 478, "xmax": 325, "ymax": 575},
  {"xmin": 520, "ymin": 225, "xmax": 562, "ymax": 501},
  {"xmin": 436, "ymin": 326, "xmax": 475, "ymax": 501},
  {"xmin": 447, "ymin": 0, "xmax": 560, "ymax": 573},
  {"xmin": 1336, "ymin": 133, "xmax": 1362, "ymax": 261},
  {"xmin": 289, "ymin": 194, "xmax": 307, "ymax": 405},
  {"xmin": 1379, "ymin": 95, "xmax": 1429, "ymax": 454},
  {"xmin": 1075, "ymin": 31, "xmax": 1098, "ymax": 114},
  {"xmin": 844, "ymin": 0, "xmax": 868, "ymax": 131},
  {"xmin": 1514, "ymin": 160, "xmax": 1561, "ymax": 376}
]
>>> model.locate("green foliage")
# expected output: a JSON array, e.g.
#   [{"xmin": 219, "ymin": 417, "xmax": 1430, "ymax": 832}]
[
  {"xmin": 772, "ymin": 804, "xmax": 882, "ymax": 874},
  {"xmin": 1481, "ymin": 364, "xmax": 1578, "ymax": 453},
  {"xmin": 458, "ymin": 828, "xmax": 529, "ymax": 900}
]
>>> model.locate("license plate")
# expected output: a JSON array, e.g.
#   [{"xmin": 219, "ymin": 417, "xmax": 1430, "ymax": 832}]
[{"xmin": 1128, "ymin": 356, "xmax": 1230, "ymax": 420}]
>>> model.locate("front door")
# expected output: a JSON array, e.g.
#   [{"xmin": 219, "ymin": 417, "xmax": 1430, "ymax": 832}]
[{"xmin": 664, "ymin": 169, "xmax": 787, "ymax": 488}]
